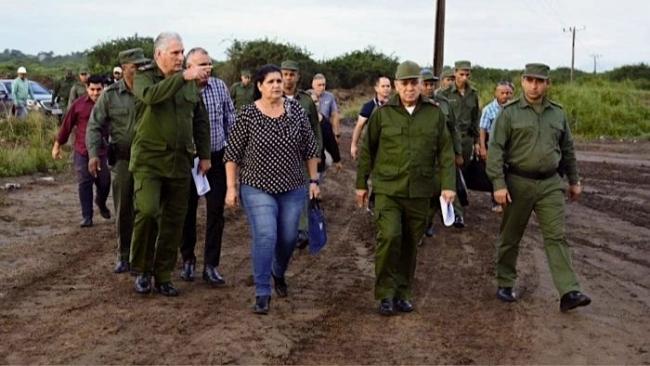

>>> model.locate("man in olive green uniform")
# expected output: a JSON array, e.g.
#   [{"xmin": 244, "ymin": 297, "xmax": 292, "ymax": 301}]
[
  {"xmin": 230, "ymin": 69, "xmax": 254, "ymax": 110},
  {"xmin": 356, "ymin": 61, "xmax": 456, "ymax": 316},
  {"xmin": 436, "ymin": 67, "xmax": 455, "ymax": 92},
  {"xmin": 68, "ymin": 66, "xmax": 90, "ymax": 110},
  {"xmin": 280, "ymin": 60, "xmax": 323, "ymax": 249},
  {"xmin": 129, "ymin": 32, "xmax": 211, "ymax": 296},
  {"xmin": 438, "ymin": 60, "xmax": 480, "ymax": 228},
  {"xmin": 420, "ymin": 69, "xmax": 462, "ymax": 238},
  {"xmin": 487, "ymin": 63, "xmax": 591, "ymax": 312},
  {"xmin": 52, "ymin": 68, "xmax": 76, "ymax": 112},
  {"xmin": 86, "ymin": 48, "xmax": 150, "ymax": 274}
]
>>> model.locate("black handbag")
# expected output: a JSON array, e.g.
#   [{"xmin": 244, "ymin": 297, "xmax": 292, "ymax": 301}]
[{"xmin": 464, "ymin": 154, "xmax": 493, "ymax": 192}]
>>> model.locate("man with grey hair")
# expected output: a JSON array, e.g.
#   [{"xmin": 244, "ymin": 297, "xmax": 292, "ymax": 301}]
[
  {"xmin": 129, "ymin": 32, "xmax": 212, "ymax": 296},
  {"xmin": 310, "ymin": 73, "xmax": 342, "ymax": 173},
  {"xmin": 179, "ymin": 47, "xmax": 235, "ymax": 286}
]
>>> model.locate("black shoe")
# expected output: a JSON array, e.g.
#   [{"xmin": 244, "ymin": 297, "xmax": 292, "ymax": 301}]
[
  {"xmin": 394, "ymin": 299, "xmax": 414, "ymax": 313},
  {"xmin": 496, "ymin": 287, "xmax": 517, "ymax": 302},
  {"xmin": 134, "ymin": 274, "xmax": 152, "ymax": 294},
  {"xmin": 114, "ymin": 260, "xmax": 130, "ymax": 274},
  {"xmin": 296, "ymin": 230, "xmax": 309, "ymax": 249},
  {"xmin": 180, "ymin": 260, "xmax": 195, "ymax": 282},
  {"xmin": 425, "ymin": 223, "xmax": 435, "ymax": 237},
  {"xmin": 80, "ymin": 218, "xmax": 93, "ymax": 228},
  {"xmin": 155, "ymin": 282, "xmax": 179, "ymax": 297},
  {"xmin": 98, "ymin": 206, "xmax": 111, "ymax": 219},
  {"xmin": 379, "ymin": 298, "xmax": 395, "ymax": 316},
  {"xmin": 560, "ymin": 291, "xmax": 591, "ymax": 312},
  {"xmin": 272, "ymin": 273, "xmax": 288, "ymax": 298},
  {"xmin": 254, "ymin": 295, "xmax": 271, "ymax": 315},
  {"xmin": 203, "ymin": 265, "xmax": 226, "ymax": 286},
  {"xmin": 453, "ymin": 215, "xmax": 465, "ymax": 228}
]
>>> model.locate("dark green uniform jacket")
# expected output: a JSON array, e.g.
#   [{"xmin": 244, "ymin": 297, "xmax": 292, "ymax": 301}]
[
  {"xmin": 230, "ymin": 81, "xmax": 254, "ymax": 110},
  {"xmin": 356, "ymin": 94, "xmax": 456, "ymax": 198},
  {"xmin": 130, "ymin": 63, "xmax": 211, "ymax": 178},
  {"xmin": 438, "ymin": 83, "xmax": 480, "ymax": 143},
  {"xmin": 487, "ymin": 96, "xmax": 579, "ymax": 190}
]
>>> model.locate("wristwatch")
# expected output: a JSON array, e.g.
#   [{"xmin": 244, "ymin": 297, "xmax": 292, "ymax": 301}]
[{"xmin": 309, "ymin": 178, "xmax": 319, "ymax": 185}]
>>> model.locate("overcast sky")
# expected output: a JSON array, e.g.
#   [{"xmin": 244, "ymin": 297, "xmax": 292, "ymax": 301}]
[{"xmin": 1, "ymin": 0, "xmax": 648, "ymax": 72}]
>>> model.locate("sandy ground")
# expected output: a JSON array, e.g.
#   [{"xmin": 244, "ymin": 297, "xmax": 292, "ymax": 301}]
[{"xmin": 0, "ymin": 127, "xmax": 648, "ymax": 365}]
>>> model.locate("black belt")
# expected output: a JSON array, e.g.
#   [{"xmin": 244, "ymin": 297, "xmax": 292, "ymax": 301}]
[{"xmin": 508, "ymin": 166, "xmax": 557, "ymax": 180}]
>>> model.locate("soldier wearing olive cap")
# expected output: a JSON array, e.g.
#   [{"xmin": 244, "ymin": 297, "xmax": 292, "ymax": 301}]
[
  {"xmin": 230, "ymin": 69, "xmax": 254, "ymax": 110},
  {"xmin": 438, "ymin": 60, "xmax": 480, "ymax": 228},
  {"xmin": 280, "ymin": 60, "xmax": 323, "ymax": 250},
  {"xmin": 356, "ymin": 60, "xmax": 456, "ymax": 316},
  {"xmin": 420, "ymin": 69, "xmax": 462, "ymax": 238},
  {"xmin": 53, "ymin": 68, "xmax": 76, "ymax": 112},
  {"xmin": 68, "ymin": 66, "xmax": 91, "ymax": 109},
  {"xmin": 436, "ymin": 67, "xmax": 455, "ymax": 92},
  {"xmin": 86, "ymin": 48, "xmax": 151, "ymax": 274},
  {"xmin": 487, "ymin": 63, "xmax": 591, "ymax": 312}
]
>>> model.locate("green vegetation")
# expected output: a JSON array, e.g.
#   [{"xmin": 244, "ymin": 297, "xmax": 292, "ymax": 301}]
[{"xmin": 0, "ymin": 113, "xmax": 68, "ymax": 177}]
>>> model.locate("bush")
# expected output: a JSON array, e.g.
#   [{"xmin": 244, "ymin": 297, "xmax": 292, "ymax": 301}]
[
  {"xmin": 86, "ymin": 34, "xmax": 154, "ymax": 75},
  {"xmin": 0, "ymin": 113, "xmax": 68, "ymax": 176},
  {"xmin": 321, "ymin": 47, "xmax": 398, "ymax": 89}
]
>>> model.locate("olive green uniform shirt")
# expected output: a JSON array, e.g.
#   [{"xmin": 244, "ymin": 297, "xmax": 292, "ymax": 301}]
[
  {"xmin": 68, "ymin": 82, "xmax": 87, "ymax": 109},
  {"xmin": 486, "ymin": 96, "xmax": 579, "ymax": 191},
  {"xmin": 356, "ymin": 94, "xmax": 456, "ymax": 198},
  {"xmin": 52, "ymin": 76, "xmax": 76, "ymax": 108},
  {"xmin": 86, "ymin": 79, "xmax": 137, "ymax": 159},
  {"xmin": 430, "ymin": 94, "xmax": 462, "ymax": 155},
  {"xmin": 289, "ymin": 90, "xmax": 323, "ymax": 154},
  {"xmin": 438, "ymin": 83, "xmax": 480, "ymax": 143},
  {"xmin": 230, "ymin": 81, "xmax": 254, "ymax": 110},
  {"xmin": 130, "ymin": 64, "xmax": 211, "ymax": 179}
]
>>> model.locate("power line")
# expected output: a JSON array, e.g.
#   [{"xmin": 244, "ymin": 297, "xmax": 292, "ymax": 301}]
[
  {"xmin": 563, "ymin": 26, "xmax": 586, "ymax": 82},
  {"xmin": 590, "ymin": 54, "xmax": 603, "ymax": 74}
]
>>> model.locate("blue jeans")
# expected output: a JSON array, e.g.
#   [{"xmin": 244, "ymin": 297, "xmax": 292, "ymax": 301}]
[{"xmin": 240, "ymin": 184, "xmax": 307, "ymax": 296}]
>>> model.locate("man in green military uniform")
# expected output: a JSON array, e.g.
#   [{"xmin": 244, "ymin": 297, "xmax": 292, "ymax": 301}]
[
  {"xmin": 420, "ymin": 69, "xmax": 462, "ymax": 238},
  {"xmin": 129, "ymin": 32, "xmax": 211, "ymax": 296},
  {"xmin": 280, "ymin": 60, "xmax": 323, "ymax": 249},
  {"xmin": 356, "ymin": 60, "xmax": 456, "ymax": 316},
  {"xmin": 436, "ymin": 67, "xmax": 455, "ymax": 92},
  {"xmin": 86, "ymin": 48, "xmax": 150, "ymax": 274},
  {"xmin": 230, "ymin": 69, "xmax": 254, "ymax": 110},
  {"xmin": 52, "ymin": 68, "xmax": 76, "ymax": 112},
  {"xmin": 487, "ymin": 63, "xmax": 591, "ymax": 312},
  {"xmin": 438, "ymin": 60, "xmax": 480, "ymax": 228},
  {"xmin": 68, "ymin": 66, "xmax": 90, "ymax": 110}
]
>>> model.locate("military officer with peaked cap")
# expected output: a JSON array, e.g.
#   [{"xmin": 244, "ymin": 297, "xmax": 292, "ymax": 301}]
[
  {"xmin": 486, "ymin": 63, "xmax": 591, "ymax": 312},
  {"xmin": 438, "ymin": 60, "xmax": 480, "ymax": 228},
  {"xmin": 356, "ymin": 60, "xmax": 456, "ymax": 316},
  {"xmin": 86, "ymin": 48, "xmax": 150, "ymax": 274}
]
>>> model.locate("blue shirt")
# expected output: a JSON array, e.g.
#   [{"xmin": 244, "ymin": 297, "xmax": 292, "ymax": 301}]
[
  {"xmin": 315, "ymin": 91, "xmax": 338, "ymax": 119},
  {"xmin": 202, "ymin": 77, "xmax": 235, "ymax": 152},
  {"xmin": 479, "ymin": 98, "xmax": 502, "ymax": 133}
]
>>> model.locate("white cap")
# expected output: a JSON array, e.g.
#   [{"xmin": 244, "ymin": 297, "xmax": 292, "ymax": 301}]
[
  {"xmin": 17, "ymin": 66, "xmax": 27, "ymax": 74},
  {"xmin": 113, "ymin": 66, "xmax": 122, "ymax": 73}
]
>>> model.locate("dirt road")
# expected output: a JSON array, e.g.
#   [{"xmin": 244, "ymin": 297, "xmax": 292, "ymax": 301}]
[{"xmin": 0, "ymin": 133, "xmax": 648, "ymax": 364}]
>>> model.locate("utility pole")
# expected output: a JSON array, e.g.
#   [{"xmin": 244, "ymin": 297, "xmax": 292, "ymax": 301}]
[
  {"xmin": 563, "ymin": 26, "xmax": 585, "ymax": 82},
  {"xmin": 433, "ymin": 0, "xmax": 445, "ymax": 81},
  {"xmin": 590, "ymin": 54, "xmax": 602, "ymax": 74}
]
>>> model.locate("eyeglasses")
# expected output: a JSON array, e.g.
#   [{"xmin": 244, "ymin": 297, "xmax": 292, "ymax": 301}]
[
  {"xmin": 80, "ymin": 73, "xmax": 88, "ymax": 76},
  {"xmin": 113, "ymin": 72, "xmax": 121, "ymax": 75}
]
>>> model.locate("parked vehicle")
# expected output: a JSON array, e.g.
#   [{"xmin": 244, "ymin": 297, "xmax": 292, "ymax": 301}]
[{"xmin": 0, "ymin": 79, "xmax": 63, "ymax": 118}]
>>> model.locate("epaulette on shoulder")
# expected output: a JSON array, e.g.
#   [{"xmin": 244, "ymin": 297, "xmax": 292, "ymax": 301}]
[
  {"xmin": 297, "ymin": 89, "xmax": 312, "ymax": 97},
  {"xmin": 104, "ymin": 82, "xmax": 119, "ymax": 92},
  {"xmin": 422, "ymin": 96, "xmax": 439, "ymax": 106},
  {"xmin": 138, "ymin": 63, "xmax": 154, "ymax": 72},
  {"xmin": 548, "ymin": 99, "xmax": 564, "ymax": 109},
  {"xmin": 502, "ymin": 98, "xmax": 520, "ymax": 108}
]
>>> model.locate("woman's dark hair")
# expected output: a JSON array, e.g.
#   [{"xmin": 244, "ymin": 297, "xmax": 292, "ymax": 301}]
[{"xmin": 253, "ymin": 64, "xmax": 282, "ymax": 100}]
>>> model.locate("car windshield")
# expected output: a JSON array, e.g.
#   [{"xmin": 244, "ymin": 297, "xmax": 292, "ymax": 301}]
[
  {"xmin": 30, "ymin": 82, "xmax": 50, "ymax": 94},
  {"xmin": 1, "ymin": 81, "xmax": 11, "ymax": 93}
]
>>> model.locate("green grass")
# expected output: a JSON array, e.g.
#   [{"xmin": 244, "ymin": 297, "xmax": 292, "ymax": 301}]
[{"xmin": 0, "ymin": 113, "xmax": 69, "ymax": 177}]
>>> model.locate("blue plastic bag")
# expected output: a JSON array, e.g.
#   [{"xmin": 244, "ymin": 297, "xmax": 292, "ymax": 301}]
[{"xmin": 308, "ymin": 198, "xmax": 327, "ymax": 255}]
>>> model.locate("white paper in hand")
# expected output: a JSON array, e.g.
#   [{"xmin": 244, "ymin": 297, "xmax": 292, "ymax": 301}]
[
  {"xmin": 192, "ymin": 157, "xmax": 210, "ymax": 196},
  {"xmin": 440, "ymin": 195, "xmax": 455, "ymax": 227}
]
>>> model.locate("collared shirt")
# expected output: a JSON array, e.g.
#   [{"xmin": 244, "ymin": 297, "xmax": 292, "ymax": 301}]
[
  {"xmin": 203, "ymin": 77, "xmax": 235, "ymax": 152},
  {"xmin": 58, "ymin": 96, "xmax": 105, "ymax": 157},
  {"xmin": 11, "ymin": 77, "xmax": 34, "ymax": 106},
  {"xmin": 86, "ymin": 79, "xmax": 136, "ymax": 158},
  {"xmin": 359, "ymin": 96, "xmax": 385, "ymax": 118},
  {"xmin": 311, "ymin": 90, "xmax": 338, "ymax": 119},
  {"xmin": 479, "ymin": 98, "xmax": 502, "ymax": 132}
]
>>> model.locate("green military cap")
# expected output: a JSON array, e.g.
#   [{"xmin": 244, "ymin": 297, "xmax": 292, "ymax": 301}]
[
  {"xmin": 454, "ymin": 60, "xmax": 472, "ymax": 70},
  {"xmin": 118, "ymin": 48, "xmax": 150, "ymax": 65},
  {"xmin": 280, "ymin": 60, "xmax": 300, "ymax": 71},
  {"xmin": 241, "ymin": 69, "xmax": 251, "ymax": 77},
  {"xmin": 523, "ymin": 63, "xmax": 550, "ymax": 80},
  {"xmin": 79, "ymin": 66, "xmax": 90, "ymax": 74},
  {"xmin": 395, "ymin": 60, "xmax": 421, "ymax": 80},
  {"xmin": 440, "ymin": 67, "xmax": 454, "ymax": 78},
  {"xmin": 420, "ymin": 69, "xmax": 438, "ymax": 81}
]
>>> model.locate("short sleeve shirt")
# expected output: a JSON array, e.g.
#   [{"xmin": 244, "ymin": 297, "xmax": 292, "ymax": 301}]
[
  {"xmin": 359, "ymin": 97, "xmax": 381, "ymax": 119},
  {"xmin": 316, "ymin": 91, "xmax": 338, "ymax": 119}
]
